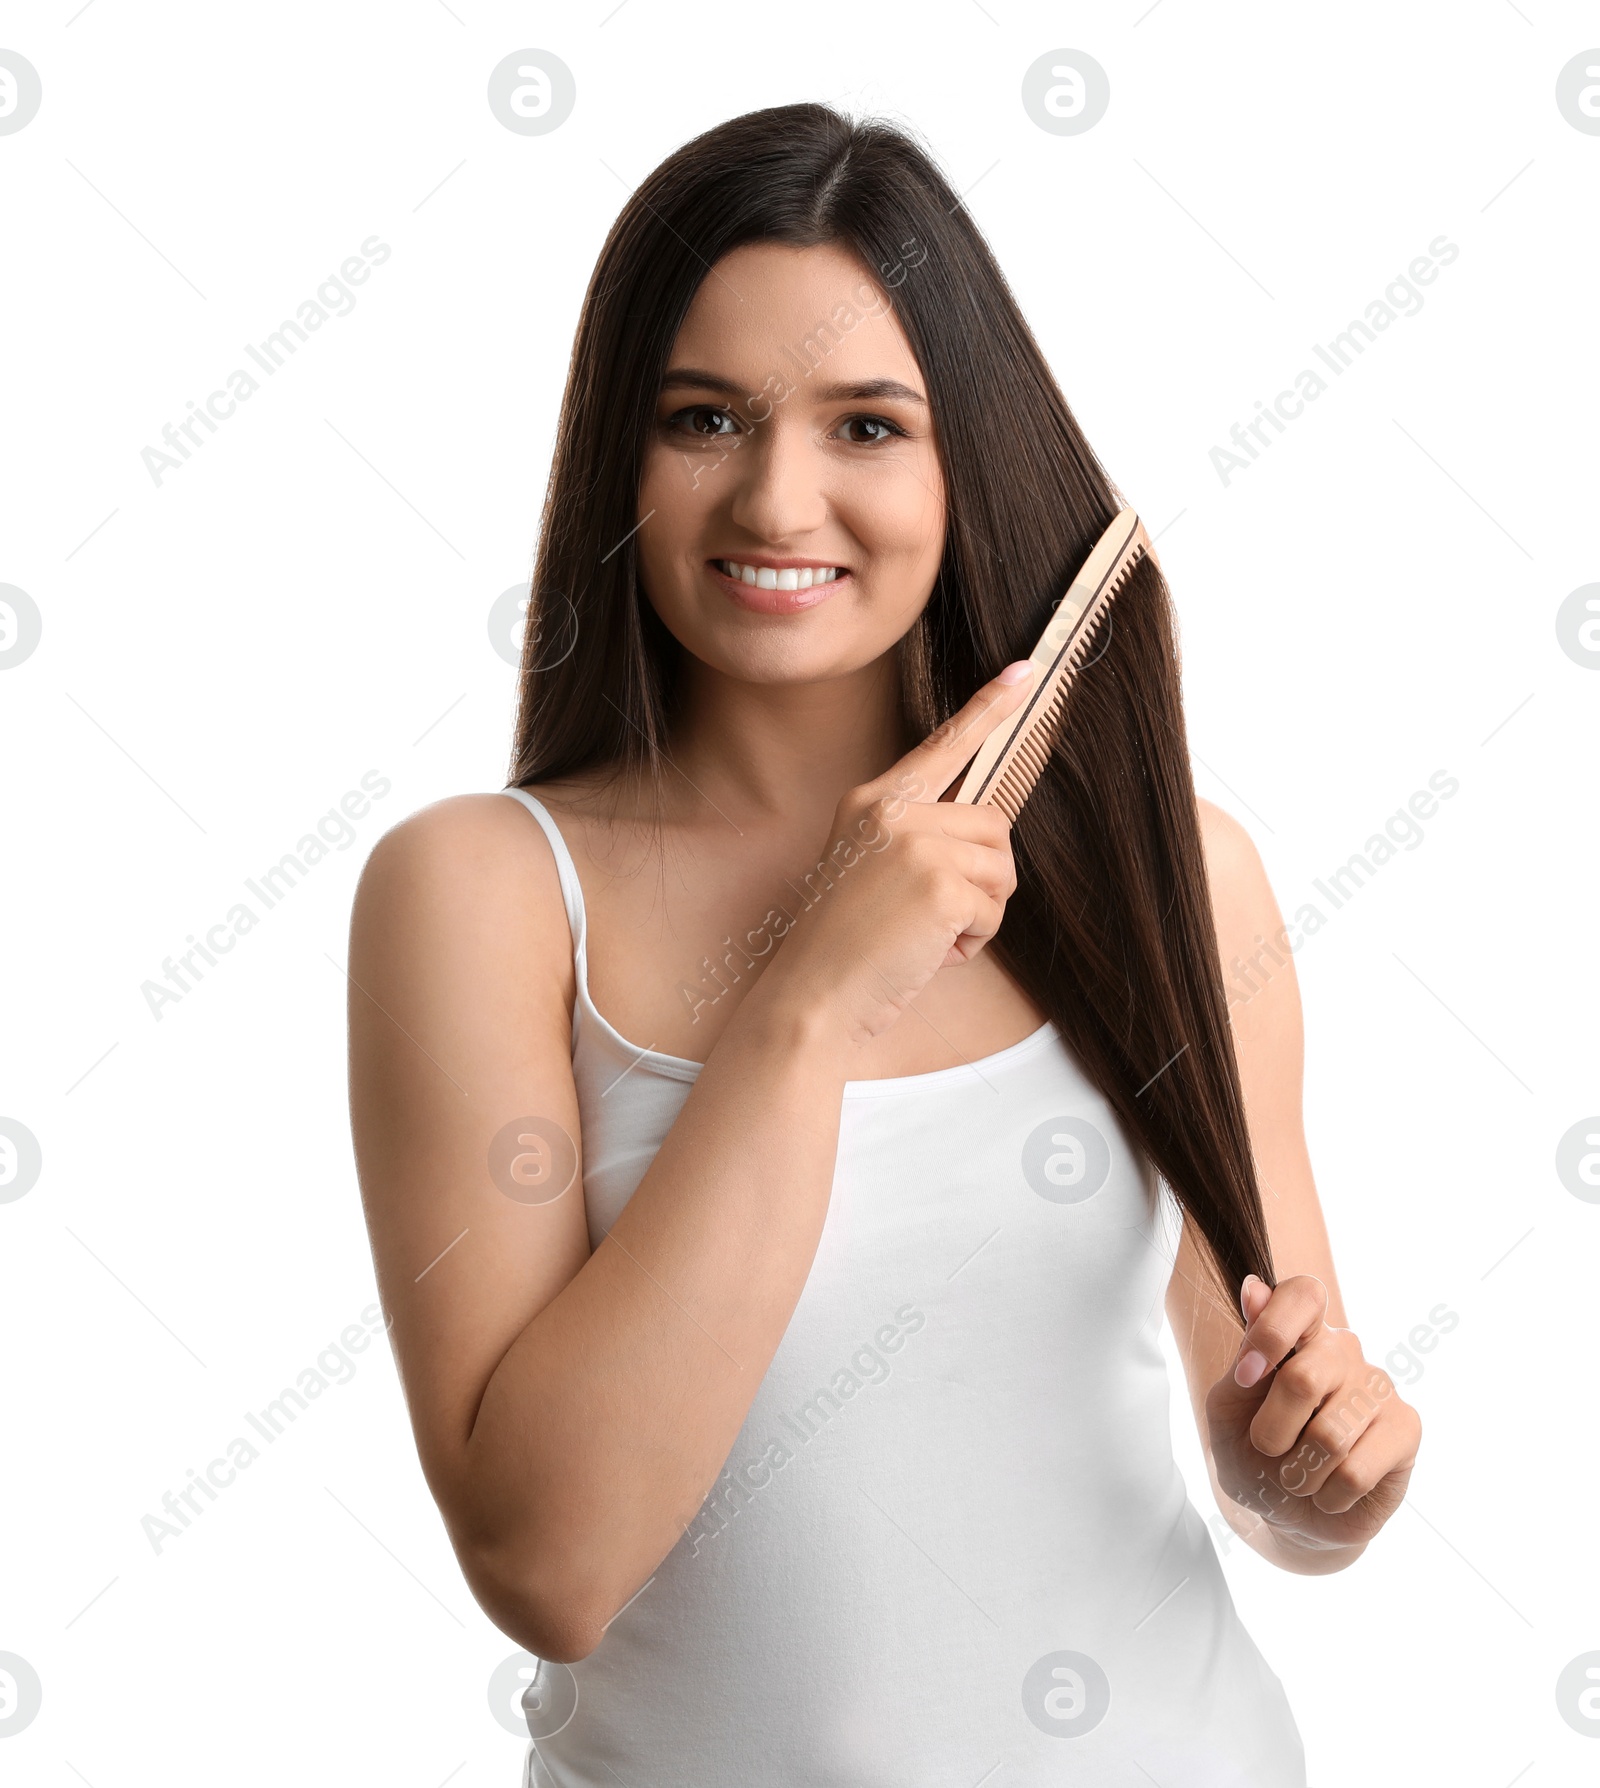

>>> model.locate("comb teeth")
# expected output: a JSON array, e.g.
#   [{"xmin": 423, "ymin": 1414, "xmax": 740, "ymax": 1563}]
[
  {"xmin": 987, "ymin": 600, "xmax": 1115, "ymax": 820},
  {"xmin": 950, "ymin": 511, "xmax": 1155, "ymax": 814}
]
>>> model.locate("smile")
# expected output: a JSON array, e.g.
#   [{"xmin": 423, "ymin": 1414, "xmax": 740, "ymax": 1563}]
[{"xmin": 714, "ymin": 559, "xmax": 846, "ymax": 591}]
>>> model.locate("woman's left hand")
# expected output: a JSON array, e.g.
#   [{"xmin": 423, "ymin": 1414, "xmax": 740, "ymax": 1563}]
[{"xmin": 1205, "ymin": 1273, "xmax": 1422, "ymax": 1555}]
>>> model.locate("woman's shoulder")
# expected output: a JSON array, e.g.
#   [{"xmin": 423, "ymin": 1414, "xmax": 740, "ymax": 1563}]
[
  {"xmin": 367, "ymin": 774, "xmax": 598, "ymax": 860},
  {"xmin": 1195, "ymin": 796, "xmax": 1284, "ymax": 957},
  {"xmin": 368, "ymin": 785, "xmax": 546, "ymax": 861},
  {"xmin": 1196, "ymin": 796, "xmax": 1262, "ymax": 879},
  {"xmin": 353, "ymin": 785, "xmax": 583, "ymax": 958}
]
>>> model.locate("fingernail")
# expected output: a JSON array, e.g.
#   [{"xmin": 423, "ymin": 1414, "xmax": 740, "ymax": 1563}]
[
  {"xmin": 1234, "ymin": 1350, "xmax": 1267, "ymax": 1388},
  {"xmin": 998, "ymin": 660, "xmax": 1036, "ymax": 684},
  {"xmin": 1239, "ymin": 1273, "xmax": 1256, "ymax": 1317}
]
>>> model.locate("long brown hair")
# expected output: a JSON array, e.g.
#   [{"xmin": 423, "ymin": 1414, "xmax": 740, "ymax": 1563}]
[{"xmin": 509, "ymin": 102, "xmax": 1276, "ymax": 1322}]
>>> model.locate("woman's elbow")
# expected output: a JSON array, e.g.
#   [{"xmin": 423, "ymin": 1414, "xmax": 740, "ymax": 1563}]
[{"xmin": 458, "ymin": 1536, "xmax": 608, "ymax": 1664}]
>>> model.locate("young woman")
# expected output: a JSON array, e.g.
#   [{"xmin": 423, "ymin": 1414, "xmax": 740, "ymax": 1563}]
[{"xmin": 348, "ymin": 103, "xmax": 1421, "ymax": 1784}]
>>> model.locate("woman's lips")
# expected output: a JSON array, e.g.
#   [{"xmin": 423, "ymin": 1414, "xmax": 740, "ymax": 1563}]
[{"xmin": 707, "ymin": 560, "xmax": 852, "ymax": 614}]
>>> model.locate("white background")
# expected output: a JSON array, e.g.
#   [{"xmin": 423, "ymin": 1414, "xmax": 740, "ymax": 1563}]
[{"xmin": 3, "ymin": 3, "xmax": 1597, "ymax": 1784}]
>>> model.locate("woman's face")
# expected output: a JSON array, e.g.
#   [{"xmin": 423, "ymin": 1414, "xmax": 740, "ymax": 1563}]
[{"xmin": 636, "ymin": 240, "xmax": 947, "ymax": 687}]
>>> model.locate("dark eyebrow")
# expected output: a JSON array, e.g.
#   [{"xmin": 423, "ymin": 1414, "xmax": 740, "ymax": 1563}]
[
  {"xmin": 813, "ymin": 377, "xmax": 927, "ymax": 406},
  {"xmin": 659, "ymin": 367, "xmax": 927, "ymax": 406}
]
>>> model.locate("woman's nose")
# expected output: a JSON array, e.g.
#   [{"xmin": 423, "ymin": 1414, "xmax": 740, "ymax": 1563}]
[{"xmin": 725, "ymin": 420, "xmax": 829, "ymax": 543}]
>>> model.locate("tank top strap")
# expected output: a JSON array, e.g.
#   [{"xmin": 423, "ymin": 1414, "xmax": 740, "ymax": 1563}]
[{"xmin": 498, "ymin": 787, "xmax": 588, "ymax": 1049}]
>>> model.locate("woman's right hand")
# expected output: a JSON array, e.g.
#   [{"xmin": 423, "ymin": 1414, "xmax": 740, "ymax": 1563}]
[{"xmin": 756, "ymin": 660, "xmax": 1039, "ymax": 1048}]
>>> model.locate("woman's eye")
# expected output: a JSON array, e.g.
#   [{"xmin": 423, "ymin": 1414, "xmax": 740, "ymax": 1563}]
[
  {"xmin": 840, "ymin": 414, "xmax": 904, "ymax": 445},
  {"xmin": 668, "ymin": 405, "xmax": 738, "ymax": 438}
]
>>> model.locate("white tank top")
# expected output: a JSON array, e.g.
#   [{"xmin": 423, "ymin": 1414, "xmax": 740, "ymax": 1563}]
[{"xmin": 501, "ymin": 788, "xmax": 1307, "ymax": 1787}]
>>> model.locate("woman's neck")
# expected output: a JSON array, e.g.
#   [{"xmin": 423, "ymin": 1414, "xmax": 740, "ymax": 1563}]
[{"xmin": 663, "ymin": 654, "xmax": 911, "ymax": 824}]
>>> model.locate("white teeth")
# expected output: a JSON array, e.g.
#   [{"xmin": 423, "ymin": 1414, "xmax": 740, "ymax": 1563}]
[{"xmin": 717, "ymin": 560, "xmax": 844, "ymax": 589}]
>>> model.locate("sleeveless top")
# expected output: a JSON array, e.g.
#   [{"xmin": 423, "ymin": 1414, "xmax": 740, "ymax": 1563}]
[{"xmin": 500, "ymin": 787, "xmax": 1307, "ymax": 1788}]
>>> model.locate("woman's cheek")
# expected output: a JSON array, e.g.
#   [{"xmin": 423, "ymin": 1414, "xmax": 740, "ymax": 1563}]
[
  {"xmin": 638, "ymin": 443, "xmax": 692, "ymax": 518},
  {"xmin": 636, "ymin": 448, "xmax": 712, "ymax": 595},
  {"xmin": 877, "ymin": 457, "xmax": 946, "ymax": 578}
]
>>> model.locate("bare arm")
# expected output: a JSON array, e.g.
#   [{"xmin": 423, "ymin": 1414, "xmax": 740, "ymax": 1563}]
[
  {"xmin": 1166, "ymin": 798, "xmax": 1367, "ymax": 1574},
  {"xmin": 347, "ymin": 794, "xmax": 852, "ymax": 1662},
  {"xmin": 346, "ymin": 670, "xmax": 1037, "ymax": 1660}
]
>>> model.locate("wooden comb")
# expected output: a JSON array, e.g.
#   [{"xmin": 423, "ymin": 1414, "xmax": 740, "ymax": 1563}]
[{"xmin": 946, "ymin": 508, "xmax": 1154, "ymax": 819}]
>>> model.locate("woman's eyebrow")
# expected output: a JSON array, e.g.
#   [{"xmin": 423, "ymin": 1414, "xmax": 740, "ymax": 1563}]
[
  {"xmin": 813, "ymin": 377, "xmax": 926, "ymax": 405},
  {"xmin": 659, "ymin": 367, "xmax": 926, "ymax": 405},
  {"xmin": 659, "ymin": 366, "xmax": 740, "ymax": 395}
]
